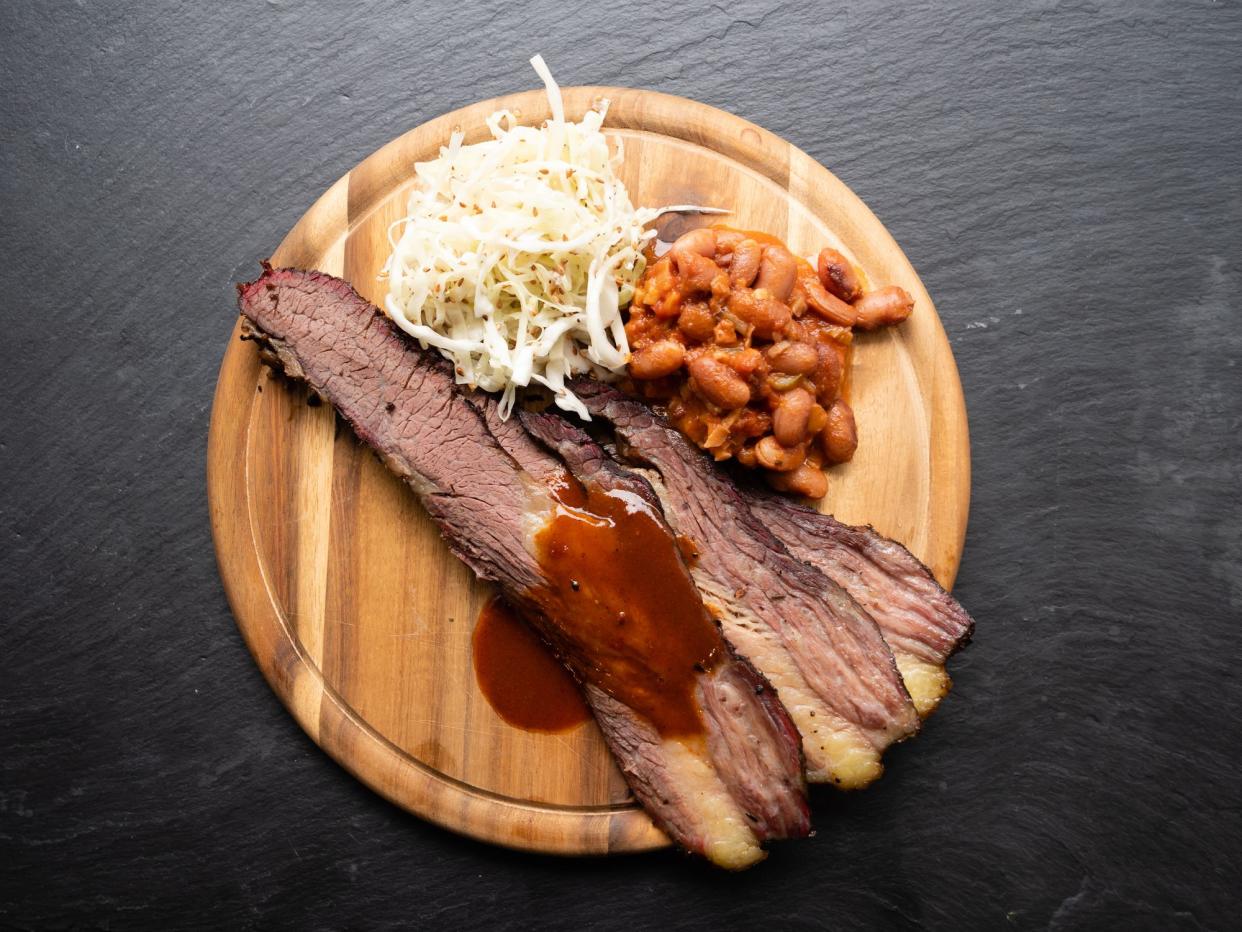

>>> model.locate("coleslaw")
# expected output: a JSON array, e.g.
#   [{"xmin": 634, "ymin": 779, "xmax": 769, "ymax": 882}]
[{"xmin": 381, "ymin": 55, "xmax": 719, "ymax": 418}]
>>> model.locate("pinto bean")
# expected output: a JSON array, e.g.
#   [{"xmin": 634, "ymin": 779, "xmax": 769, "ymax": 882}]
[
  {"xmin": 728, "ymin": 289, "xmax": 791, "ymax": 340},
  {"xmin": 807, "ymin": 402, "xmax": 829, "ymax": 436},
  {"xmin": 729, "ymin": 239, "xmax": 762, "ymax": 287},
  {"xmin": 677, "ymin": 302, "xmax": 715, "ymax": 342},
  {"xmin": 754, "ymin": 245, "xmax": 798, "ymax": 301},
  {"xmin": 629, "ymin": 339, "xmax": 685, "ymax": 379},
  {"xmin": 801, "ymin": 270, "xmax": 857, "ymax": 326},
  {"xmin": 820, "ymin": 399, "xmax": 858, "ymax": 463},
  {"xmin": 688, "ymin": 353, "xmax": 751, "ymax": 409},
  {"xmin": 671, "ymin": 250, "xmax": 724, "ymax": 294},
  {"xmin": 630, "ymin": 340, "xmax": 690, "ymax": 380},
  {"xmin": 816, "ymin": 248, "xmax": 861, "ymax": 302},
  {"xmin": 754, "ymin": 435, "xmax": 807, "ymax": 472},
  {"xmin": 812, "ymin": 343, "xmax": 842, "ymax": 404},
  {"xmin": 765, "ymin": 341, "xmax": 819, "ymax": 375},
  {"xmin": 773, "ymin": 387, "xmax": 814, "ymax": 447},
  {"xmin": 669, "ymin": 227, "xmax": 717, "ymax": 259},
  {"xmin": 853, "ymin": 286, "xmax": 914, "ymax": 330},
  {"xmin": 767, "ymin": 461, "xmax": 828, "ymax": 499}
]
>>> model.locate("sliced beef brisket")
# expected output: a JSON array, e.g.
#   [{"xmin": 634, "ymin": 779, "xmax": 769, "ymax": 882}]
[
  {"xmin": 517, "ymin": 406, "xmax": 807, "ymax": 836},
  {"xmin": 744, "ymin": 489, "xmax": 975, "ymax": 716},
  {"xmin": 569, "ymin": 381, "xmax": 920, "ymax": 788},
  {"xmin": 236, "ymin": 267, "xmax": 808, "ymax": 867}
]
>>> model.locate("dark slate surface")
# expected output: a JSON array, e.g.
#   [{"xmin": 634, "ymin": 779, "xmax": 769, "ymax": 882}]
[{"xmin": 2, "ymin": 0, "xmax": 1239, "ymax": 928}]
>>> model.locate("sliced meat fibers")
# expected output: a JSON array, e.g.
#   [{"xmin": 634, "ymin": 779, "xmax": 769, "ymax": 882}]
[
  {"xmin": 469, "ymin": 390, "xmax": 808, "ymax": 842},
  {"xmin": 236, "ymin": 267, "xmax": 809, "ymax": 868},
  {"xmin": 557, "ymin": 382, "xmax": 922, "ymax": 789},
  {"xmin": 744, "ymin": 489, "xmax": 975, "ymax": 716}
]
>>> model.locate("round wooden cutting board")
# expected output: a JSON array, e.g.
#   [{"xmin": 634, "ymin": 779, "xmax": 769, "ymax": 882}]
[{"xmin": 207, "ymin": 87, "xmax": 970, "ymax": 857}]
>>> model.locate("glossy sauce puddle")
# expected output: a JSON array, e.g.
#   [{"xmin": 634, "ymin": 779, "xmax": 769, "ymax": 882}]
[{"xmin": 471, "ymin": 595, "xmax": 590, "ymax": 733}]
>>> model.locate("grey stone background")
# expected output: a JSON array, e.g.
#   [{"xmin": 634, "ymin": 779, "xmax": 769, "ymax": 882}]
[{"xmin": 2, "ymin": 1, "xmax": 1239, "ymax": 928}]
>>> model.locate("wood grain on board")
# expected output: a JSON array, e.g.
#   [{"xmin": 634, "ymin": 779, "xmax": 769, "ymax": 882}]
[{"xmin": 207, "ymin": 87, "xmax": 971, "ymax": 856}]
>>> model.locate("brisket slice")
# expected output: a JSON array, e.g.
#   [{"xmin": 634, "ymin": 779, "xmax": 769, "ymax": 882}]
[
  {"xmin": 744, "ymin": 489, "xmax": 975, "ymax": 717},
  {"xmin": 236, "ymin": 267, "xmax": 808, "ymax": 867},
  {"xmin": 569, "ymin": 380, "xmax": 920, "ymax": 788},
  {"xmin": 468, "ymin": 389, "xmax": 808, "ymax": 838},
  {"xmin": 514, "ymin": 405, "xmax": 808, "ymax": 837}
]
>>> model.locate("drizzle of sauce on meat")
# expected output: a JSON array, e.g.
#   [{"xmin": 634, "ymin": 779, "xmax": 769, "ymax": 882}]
[
  {"xmin": 472, "ymin": 595, "xmax": 590, "ymax": 733},
  {"xmin": 676, "ymin": 534, "xmax": 701, "ymax": 566},
  {"xmin": 532, "ymin": 476, "xmax": 723, "ymax": 737}
]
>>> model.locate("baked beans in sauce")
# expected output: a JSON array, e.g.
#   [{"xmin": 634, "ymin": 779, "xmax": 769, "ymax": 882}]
[{"xmin": 625, "ymin": 225, "xmax": 913, "ymax": 500}]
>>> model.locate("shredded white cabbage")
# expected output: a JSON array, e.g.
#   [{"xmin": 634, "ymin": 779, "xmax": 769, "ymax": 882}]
[{"xmin": 381, "ymin": 54, "xmax": 722, "ymax": 419}]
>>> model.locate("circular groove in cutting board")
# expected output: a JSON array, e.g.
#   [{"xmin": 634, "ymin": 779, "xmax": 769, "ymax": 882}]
[{"xmin": 208, "ymin": 87, "xmax": 971, "ymax": 856}]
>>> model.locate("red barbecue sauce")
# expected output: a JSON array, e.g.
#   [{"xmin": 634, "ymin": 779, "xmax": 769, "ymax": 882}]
[
  {"xmin": 472, "ymin": 595, "xmax": 589, "ymax": 733},
  {"xmin": 472, "ymin": 474, "xmax": 721, "ymax": 738}
]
